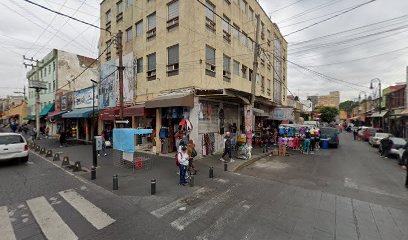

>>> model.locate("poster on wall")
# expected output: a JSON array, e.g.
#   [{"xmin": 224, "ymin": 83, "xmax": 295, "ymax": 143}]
[
  {"xmin": 60, "ymin": 96, "xmax": 67, "ymax": 111},
  {"xmin": 115, "ymin": 53, "xmax": 135, "ymax": 105},
  {"xmin": 271, "ymin": 107, "xmax": 294, "ymax": 121},
  {"xmin": 100, "ymin": 59, "xmax": 116, "ymax": 109},
  {"xmin": 74, "ymin": 86, "xmax": 98, "ymax": 109}
]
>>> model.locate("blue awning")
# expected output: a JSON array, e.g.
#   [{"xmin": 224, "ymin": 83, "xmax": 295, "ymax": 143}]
[
  {"xmin": 62, "ymin": 108, "xmax": 98, "ymax": 119},
  {"xmin": 40, "ymin": 103, "xmax": 55, "ymax": 117}
]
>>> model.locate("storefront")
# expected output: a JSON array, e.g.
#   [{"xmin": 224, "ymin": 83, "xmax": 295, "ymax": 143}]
[
  {"xmin": 61, "ymin": 108, "xmax": 97, "ymax": 142},
  {"xmin": 39, "ymin": 103, "xmax": 55, "ymax": 135}
]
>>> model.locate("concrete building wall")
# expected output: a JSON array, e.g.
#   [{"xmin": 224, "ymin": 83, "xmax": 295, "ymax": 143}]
[{"xmin": 98, "ymin": 0, "xmax": 288, "ymax": 104}]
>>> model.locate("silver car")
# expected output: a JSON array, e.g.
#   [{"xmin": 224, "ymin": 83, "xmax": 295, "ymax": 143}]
[{"xmin": 369, "ymin": 133, "xmax": 393, "ymax": 147}]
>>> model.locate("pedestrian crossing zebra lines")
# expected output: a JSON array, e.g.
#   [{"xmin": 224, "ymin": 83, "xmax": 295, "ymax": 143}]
[
  {"xmin": 150, "ymin": 186, "xmax": 252, "ymax": 239},
  {"xmin": 0, "ymin": 189, "xmax": 115, "ymax": 240}
]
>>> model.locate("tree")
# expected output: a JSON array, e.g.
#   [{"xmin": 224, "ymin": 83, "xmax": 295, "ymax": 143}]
[
  {"xmin": 316, "ymin": 106, "xmax": 339, "ymax": 123},
  {"xmin": 339, "ymin": 100, "xmax": 358, "ymax": 118}
]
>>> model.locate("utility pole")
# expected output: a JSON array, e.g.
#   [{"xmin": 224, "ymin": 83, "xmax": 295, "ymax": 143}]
[
  {"xmin": 116, "ymin": 30, "xmax": 124, "ymax": 121},
  {"xmin": 24, "ymin": 56, "xmax": 45, "ymax": 140},
  {"xmin": 246, "ymin": 14, "xmax": 260, "ymax": 150},
  {"xmin": 14, "ymin": 87, "xmax": 26, "ymax": 100}
]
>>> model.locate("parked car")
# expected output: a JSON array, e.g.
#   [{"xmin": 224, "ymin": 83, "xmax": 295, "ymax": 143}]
[
  {"xmin": 319, "ymin": 127, "xmax": 339, "ymax": 148},
  {"xmin": 380, "ymin": 137, "xmax": 407, "ymax": 158},
  {"xmin": 0, "ymin": 133, "xmax": 29, "ymax": 163},
  {"xmin": 397, "ymin": 145, "xmax": 408, "ymax": 165},
  {"xmin": 357, "ymin": 126, "xmax": 369, "ymax": 138},
  {"xmin": 364, "ymin": 128, "xmax": 383, "ymax": 141},
  {"xmin": 369, "ymin": 133, "xmax": 393, "ymax": 147}
]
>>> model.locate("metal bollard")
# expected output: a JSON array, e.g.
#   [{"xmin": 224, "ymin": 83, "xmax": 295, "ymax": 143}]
[
  {"xmin": 61, "ymin": 156, "xmax": 70, "ymax": 167},
  {"xmin": 209, "ymin": 167, "xmax": 214, "ymax": 178},
  {"xmin": 151, "ymin": 179, "xmax": 156, "ymax": 195},
  {"xmin": 189, "ymin": 175, "xmax": 194, "ymax": 187},
  {"xmin": 35, "ymin": 145, "xmax": 40, "ymax": 152},
  {"xmin": 73, "ymin": 161, "xmax": 82, "ymax": 172},
  {"xmin": 53, "ymin": 153, "xmax": 60, "ymax": 161},
  {"xmin": 46, "ymin": 150, "xmax": 53, "ymax": 157},
  {"xmin": 40, "ymin": 147, "xmax": 46, "ymax": 155},
  {"xmin": 224, "ymin": 162, "xmax": 228, "ymax": 171},
  {"xmin": 91, "ymin": 166, "xmax": 96, "ymax": 180},
  {"xmin": 113, "ymin": 175, "xmax": 119, "ymax": 190}
]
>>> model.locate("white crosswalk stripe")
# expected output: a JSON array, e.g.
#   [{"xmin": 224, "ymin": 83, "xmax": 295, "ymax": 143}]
[
  {"xmin": 151, "ymin": 187, "xmax": 209, "ymax": 218},
  {"xmin": 170, "ymin": 188, "xmax": 234, "ymax": 231},
  {"xmin": 0, "ymin": 206, "xmax": 16, "ymax": 240},
  {"xmin": 59, "ymin": 189, "xmax": 116, "ymax": 230},
  {"xmin": 26, "ymin": 196, "xmax": 78, "ymax": 240},
  {"xmin": 195, "ymin": 200, "xmax": 251, "ymax": 240}
]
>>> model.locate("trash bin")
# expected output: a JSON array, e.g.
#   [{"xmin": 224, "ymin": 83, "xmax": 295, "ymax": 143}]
[{"xmin": 321, "ymin": 139, "xmax": 329, "ymax": 149}]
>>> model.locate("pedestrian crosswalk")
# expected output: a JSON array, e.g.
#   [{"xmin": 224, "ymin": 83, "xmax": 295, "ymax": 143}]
[
  {"xmin": 1, "ymin": 189, "xmax": 115, "ymax": 240},
  {"xmin": 150, "ymin": 186, "xmax": 252, "ymax": 239}
]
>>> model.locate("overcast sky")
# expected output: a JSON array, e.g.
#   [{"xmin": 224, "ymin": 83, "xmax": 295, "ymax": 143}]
[{"xmin": 0, "ymin": 0, "xmax": 407, "ymax": 102}]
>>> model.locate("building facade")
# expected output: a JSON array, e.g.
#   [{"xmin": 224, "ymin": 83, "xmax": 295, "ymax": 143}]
[
  {"xmin": 308, "ymin": 91, "xmax": 340, "ymax": 109},
  {"xmin": 98, "ymin": 0, "xmax": 288, "ymax": 155},
  {"xmin": 26, "ymin": 49, "xmax": 99, "ymax": 136}
]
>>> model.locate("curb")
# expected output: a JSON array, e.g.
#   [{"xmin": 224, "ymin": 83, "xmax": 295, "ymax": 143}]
[{"xmin": 232, "ymin": 152, "xmax": 270, "ymax": 172}]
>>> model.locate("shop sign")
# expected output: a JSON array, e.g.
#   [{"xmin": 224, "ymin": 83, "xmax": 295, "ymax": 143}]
[
  {"xmin": 74, "ymin": 86, "xmax": 98, "ymax": 109},
  {"xmin": 60, "ymin": 96, "xmax": 67, "ymax": 111},
  {"xmin": 271, "ymin": 108, "xmax": 294, "ymax": 121}
]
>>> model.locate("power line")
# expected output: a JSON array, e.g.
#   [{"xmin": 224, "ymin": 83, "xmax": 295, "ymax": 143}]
[
  {"xmin": 284, "ymin": 0, "xmax": 376, "ymax": 37},
  {"xmin": 269, "ymin": 0, "xmax": 306, "ymax": 15},
  {"xmin": 22, "ymin": 0, "xmax": 111, "ymax": 35}
]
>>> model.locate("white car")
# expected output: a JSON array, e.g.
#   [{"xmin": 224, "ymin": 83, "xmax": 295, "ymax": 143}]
[
  {"xmin": 369, "ymin": 133, "xmax": 393, "ymax": 147},
  {"xmin": 0, "ymin": 133, "xmax": 29, "ymax": 163}
]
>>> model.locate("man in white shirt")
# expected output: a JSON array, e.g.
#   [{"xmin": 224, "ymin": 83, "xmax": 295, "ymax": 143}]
[{"xmin": 178, "ymin": 145, "xmax": 189, "ymax": 186}]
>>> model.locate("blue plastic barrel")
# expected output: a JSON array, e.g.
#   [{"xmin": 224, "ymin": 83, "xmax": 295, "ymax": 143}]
[{"xmin": 322, "ymin": 139, "xmax": 329, "ymax": 149}]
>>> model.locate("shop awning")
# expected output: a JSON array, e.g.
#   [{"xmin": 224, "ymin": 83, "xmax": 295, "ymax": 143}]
[
  {"xmin": 400, "ymin": 108, "xmax": 408, "ymax": 115},
  {"xmin": 99, "ymin": 107, "xmax": 120, "ymax": 121},
  {"xmin": 62, "ymin": 108, "xmax": 97, "ymax": 118},
  {"xmin": 124, "ymin": 104, "xmax": 155, "ymax": 117},
  {"xmin": 40, "ymin": 103, "xmax": 55, "ymax": 117},
  {"xmin": 48, "ymin": 111, "xmax": 67, "ymax": 119},
  {"xmin": 370, "ymin": 111, "xmax": 388, "ymax": 118},
  {"xmin": 145, "ymin": 93, "xmax": 194, "ymax": 108}
]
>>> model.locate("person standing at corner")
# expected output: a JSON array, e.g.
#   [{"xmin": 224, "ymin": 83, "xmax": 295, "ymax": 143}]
[
  {"xmin": 220, "ymin": 132, "xmax": 234, "ymax": 162},
  {"xmin": 178, "ymin": 145, "xmax": 189, "ymax": 186}
]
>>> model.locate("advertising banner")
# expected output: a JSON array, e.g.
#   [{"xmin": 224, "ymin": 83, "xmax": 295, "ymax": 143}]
[
  {"xmin": 100, "ymin": 59, "xmax": 116, "ymax": 109},
  {"xmin": 271, "ymin": 107, "xmax": 294, "ymax": 121},
  {"xmin": 74, "ymin": 86, "xmax": 98, "ymax": 109}
]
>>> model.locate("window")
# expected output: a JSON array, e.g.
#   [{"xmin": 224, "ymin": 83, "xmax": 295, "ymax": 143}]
[
  {"xmin": 147, "ymin": 12, "xmax": 156, "ymax": 39},
  {"xmin": 223, "ymin": 55, "xmax": 231, "ymax": 82},
  {"xmin": 249, "ymin": 68, "xmax": 253, "ymax": 81},
  {"xmin": 44, "ymin": 68, "xmax": 47, "ymax": 77},
  {"xmin": 135, "ymin": 20, "xmax": 143, "ymax": 37},
  {"xmin": 241, "ymin": 31, "xmax": 247, "ymax": 46},
  {"xmin": 48, "ymin": 65, "xmax": 51, "ymax": 74},
  {"xmin": 222, "ymin": 15, "xmax": 231, "ymax": 43},
  {"xmin": 126, "ymin": 27, "xmax": 133, "ymax": 42},
  {"xmin": 224, "ymin": 0, "xmax": 231, "ymax": 5},
  {"xmin": 106, "ymin": 40, "xmax": 112, "ymax": 60},
  {"xmin": 249, "ymin": 7, "xmax": 254, "ymax": 21},
  {"xmin": 147, "ymin": 53, "xmax": 156, "ymax": 80},
  {"xmin": 106, "ymin": 9, "xmax": 112, "ymax": 24},
  {"xmin": 267, "ymin": 29, "xmax": 272, "ymax": 46},
  {"xmin": 48, "ymin": 83, "xmax": 51, "ymax": 93},
  {"xmin": 240, "ymin": 0, "xmax": 247, "ymax": 13},
  {"xmin": 137, "ymin": 57, "xmax": 143, "ymax": 73},
  {"xmin": 205, "ymin": 45, "xmax": 216, "ymax": 77},
  {"xmin": 167, "ymin": 0, "xmax": 179, "ymax": 30},
  {"xmin": 261, "ymin": 76, "xmax": 265, "ymax": 93},
  {"xmin": 205, "ymin": 0, "xmax": 216, "ymax": 32},
  {"xmin": 53, "ymin": 62, "xmax": 55, "ymax": 71},
  {"xmin": 53, "ymin": 80, "xmax": 56, "ymax": 91},
  {"xmin": 261, "ymin": 21, "xmax": 265, "ymax": 39},
  {"xmin": 241, "ymin": 65, "xmax": 247, "ymax": 79},
  {"xmin": 126, "ymin": 0, "xmax": 133, "ymax": 8},
  {"xmin": 167, "ymin": 44, "xmax": 179, "ymax": 76},
  {"xmin": 116, "ymin": 1, "xmax": 123, "ymax": 22},
  {"xmin": 267, "ymin": 79, "xmax": 271, "ymax": 96},
  {"xmin": 232, "ymin": 24, "xmax": 239, "ymax": 39},
  {"xmin": 248, "ymin": 37, "xmax": 253, "ymax": 51},
  {"xmin": 233, "ymin": 60, "xmax": 239, "ymax": 76}
]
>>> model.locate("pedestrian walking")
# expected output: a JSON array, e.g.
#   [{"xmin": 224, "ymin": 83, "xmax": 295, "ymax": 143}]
[
  {"xmin": 177, "ymin": 145, "xmax": 189, "ymax": 186},
  {"xmin": 380, "ymin": 136, "xmax": 392, "ymax": 158},
  {"xmin": 220, "ymin": 132, "xmax": 234, "ymax": 162},
  {"xmin": 59, "ymin": 130, "xmax": 66, "ymax": 147},
  {"xmin": 353, "ymin": 128, "xmax": 358, "ymax": 140},
  {"xmin": 187, "ymin": 140, "xmax": 198, "ymax": 175},
  {"xmin": 98, "ymin": 132, "xmax": 107, "ymax": 156}
]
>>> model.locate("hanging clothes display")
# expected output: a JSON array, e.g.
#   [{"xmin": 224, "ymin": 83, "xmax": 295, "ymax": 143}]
[{"xmin": 202, "ymin": 133, "xmax": 215, "ymax": 156}]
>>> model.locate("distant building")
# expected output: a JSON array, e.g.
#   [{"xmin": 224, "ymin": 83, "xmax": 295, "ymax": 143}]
[{"xmin": 308, "ymin": 91, "xmax": 340, "ymax": 110}]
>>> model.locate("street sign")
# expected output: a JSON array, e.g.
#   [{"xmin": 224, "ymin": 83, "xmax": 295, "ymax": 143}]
[
  {"xmin": 95, "ymin": 136, "xmax": 103, "ymax": 151},
  {"xmin": 29, "ymin": 80, "xmax": 47, "ymax": 89},
  {"xmin": 115, "ymin": 120, "xmax": 129, "ymax": 124}
]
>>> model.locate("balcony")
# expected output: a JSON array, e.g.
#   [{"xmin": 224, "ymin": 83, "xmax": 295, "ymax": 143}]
[
  {"xmin": 116, "ymin": 12, "xmax": 123, "ymax": 22},
  {"xmin": 223, "ymin": 70, "xmax": 231, "ymax": 82},
  {"xmin": 205, "ymin": 62, "xmax": 216, "ymax": 77},
  {"xmin": 167, "ymin": 16, "xmax": 179, "ymax": 31},
  {"xmin": 223, "ymin": 30, "xmax": 231, "ymax": 43},
  {"xmin": 147, "ymin": 69, "xmax": 156, "ymax": 81},
  {"xmin": 167, "ymin": 63, "xmax": 179, "ymax": 76},
  {"xmin": 205, "ymin": 17, "xmax": 216, "ymax": 32},
  {"xmin": 146, "ymin": 28, "xmax": 156, "ymax": 40}
]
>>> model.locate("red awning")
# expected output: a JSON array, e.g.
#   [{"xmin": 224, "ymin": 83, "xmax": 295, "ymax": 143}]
[
  {"xmin": 123, "ymin": 104, "xmax": 155, "ymax": 117},
  {"xmin": 99, "ymin": 107, "xmax": 120, "ymax": 121}
]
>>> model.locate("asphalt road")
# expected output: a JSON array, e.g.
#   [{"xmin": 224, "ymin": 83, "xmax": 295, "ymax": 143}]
[{"xmin": 1, "ymin": 130, "xmax": 408, "ymax": 240}]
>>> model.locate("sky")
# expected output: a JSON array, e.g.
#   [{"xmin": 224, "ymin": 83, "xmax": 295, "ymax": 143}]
[{"xmin": 0, "ymin": 0, "xmax": 407, "ymax": 102}]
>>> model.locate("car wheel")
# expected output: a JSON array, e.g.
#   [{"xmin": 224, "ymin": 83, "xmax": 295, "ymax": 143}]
[{"xmin": 21, "ymin": 156, "xmax": 28, "ymax": 163}]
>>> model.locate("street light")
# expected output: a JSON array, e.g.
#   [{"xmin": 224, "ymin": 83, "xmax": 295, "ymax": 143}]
[
  {"xmin": 370, "ymin": 78, "xmax": 382, "ymax": 114},
  {"xmin": 90, "ymin": 79, "xmax": 98, "ymax": 167}
]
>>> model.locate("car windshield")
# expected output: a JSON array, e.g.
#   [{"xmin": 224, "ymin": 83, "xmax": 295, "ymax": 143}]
[
  {"xmin": 320, "ymin": 128, "xmax": 337, "ymax": 135},
  {"xmin": 391, "ymin": 138, "xmax": 406, "ymax": 145},
  {"xmin": 376, "ymin": 133, "xmax": 392, "ymax": 138},
  {"xmin": 0, "ymin": 135, "xmax": 24, "ymax": 144}
]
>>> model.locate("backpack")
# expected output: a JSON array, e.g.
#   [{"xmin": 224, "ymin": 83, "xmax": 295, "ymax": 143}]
[
  {"xmin": 175, "ymin": 153, "xmax": 180, "ymax": 166},
  {"xmin": 191, "ymin": 148, "xmax": 197, "ymax": 158}
]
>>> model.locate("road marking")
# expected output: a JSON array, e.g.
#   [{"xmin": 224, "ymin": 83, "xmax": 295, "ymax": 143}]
[
  {"xmin": 196, "ymin": 200, "xmax": 250, "ymax": 240},
  {"xmin": 151, "ymin": 187, "xmax": 209, "ymax": 218},
  {"xmin": 170, "ymin": 188, "xmax": 234, "ymax": 231},
  {"xmin": 26, "ymin": 196, "xmax": 78, "ymax": 240},
  {"xmin": 59, "ymin": 189, "xmax": 116, "ymax": 230},
  {"xmin": 0, "ymin": 206, "xmax": 16, "ymax": 240},
  {"xmin": 344, "ymin": 177, "xmax": 358, "ymax": 189}
]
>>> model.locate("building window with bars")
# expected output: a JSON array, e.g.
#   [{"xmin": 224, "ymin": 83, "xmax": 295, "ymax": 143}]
[
  {"xmin": 222, "ymin": 15, "xmax": 231, "ymax": 43},
  {"xmin": 205, "ymin": 45, "xmax": 216, "ymax": 77},
  {"xmin": 242, "ymin": 65, "xmax": 247, "ymax": 79},
  {"xmin": 116, "ymin": 1, "xmax": 123, "ymax": 22},
  {"xmin": 106, "ymin": 40, "xmax": 112, "ymax": 60},
  {"xmin": 249, "ymin": 7, "xmax": 254, "ymax": 20},
  {"xmin": 135, "ymin": 20, "xmax": 143, "ymax": 37},
  {"xmin": 261, "ymin": 76, "xmax": 265, "ymax": 93},
  {"xmin": 233, "ymin": 60, "xmax": 240, "ymax": 76},
  {"xmin": 205, "ymin": 0, "xmax": 216, "ymax": 32},
  {"xmin": 223, "ymin": 55, "xmax": 231, "ymax": 82},
  {"xmin": 240, "ymin": 0, "xmax": 247, "ymax": 13},
  {"xmin": 147, "ymin": 53, "xmax": 156, "ymax": 80},
  {"xmin": 167, "ymin": 44, "xmax": 179, "ymax": 76},
  {"xmin": 126, "ymin": 26, "xmax": 133, "ymax": 42},
  {"xmin": 106, "ymin": 9, "xmax": 112, "ymax": 26},
  {"xmin": 147, "ymin": 12, "xmax": 156, "ymax": 39},
  {"xmin": 137, "ymin": 57, "xmax": 143, "ymax": 73},
  {"xmin": 167, "ymin": 0, "xmax": 179, "ymax": 30},
  {"xmin": 267, "ymin": 79, "xmax": 271, "ymax": 96}
]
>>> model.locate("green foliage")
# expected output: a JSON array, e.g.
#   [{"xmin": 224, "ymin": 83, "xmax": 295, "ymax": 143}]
[
  {"xmin": 339, "ymin": 100, "xmax": 358, "ymax": 117},
  {"xmin": 316, "ymin": 106, "xmax": 339, "ymax": 123}
]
